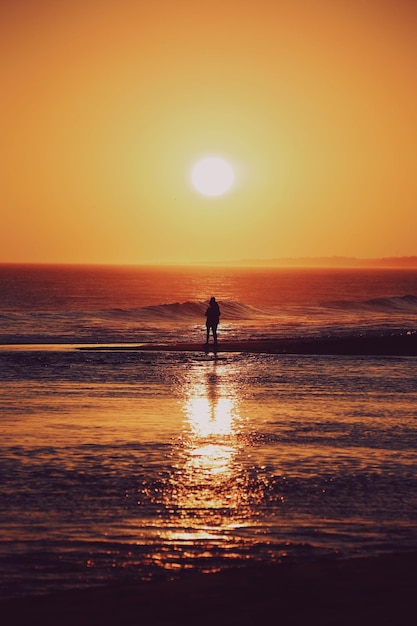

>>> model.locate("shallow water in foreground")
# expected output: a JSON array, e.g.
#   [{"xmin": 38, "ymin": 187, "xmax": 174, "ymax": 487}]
[{"xmin": 1, "ymin": 345, "xmax": 417, "ymax": 598}]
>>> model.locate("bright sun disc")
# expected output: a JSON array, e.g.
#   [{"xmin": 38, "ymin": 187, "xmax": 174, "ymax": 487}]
[{"xmin": 191, "ymin": 157, "xmax": 235, "ymax": 197}]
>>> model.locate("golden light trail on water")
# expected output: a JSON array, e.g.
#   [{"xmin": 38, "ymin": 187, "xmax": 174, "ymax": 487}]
[{"xmin": 162, "ymin": 360, "xmax": 254, "ymax": 548}]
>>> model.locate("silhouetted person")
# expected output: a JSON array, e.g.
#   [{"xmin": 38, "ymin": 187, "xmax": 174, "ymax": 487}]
[{"xmin": 205, "ymin": 297, "xmax": 220, "ymax": 344}]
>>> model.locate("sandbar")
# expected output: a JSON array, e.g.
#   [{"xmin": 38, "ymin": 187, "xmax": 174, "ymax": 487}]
[{"xmin": 78, "ymin": 332, "xmax": 417, "ymax": 356}]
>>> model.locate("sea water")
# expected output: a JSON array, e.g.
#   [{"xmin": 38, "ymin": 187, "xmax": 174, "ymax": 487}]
[{"xmin": 1, "ymin": 264, "xmax": 417, "ymax": 598}]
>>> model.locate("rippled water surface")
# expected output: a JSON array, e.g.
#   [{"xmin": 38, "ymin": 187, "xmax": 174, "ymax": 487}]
[{"xmin": 1, "ymin": 346, "xmax": 417, "ymax": 598}]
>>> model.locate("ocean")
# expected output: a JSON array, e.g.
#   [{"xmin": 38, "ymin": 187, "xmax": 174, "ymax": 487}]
[{"xmin": 1, "ymin": 264, "xmax": 417, "ymax": 599}]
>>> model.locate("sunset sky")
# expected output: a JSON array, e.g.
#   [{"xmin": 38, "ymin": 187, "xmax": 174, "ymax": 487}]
[{"xmin": 1, "ymin": 0, "xmax": 417, "ymax": 265}]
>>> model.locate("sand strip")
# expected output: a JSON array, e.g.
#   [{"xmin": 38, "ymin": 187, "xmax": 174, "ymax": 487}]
[{"xmin": 78, "ymin": 333, "xmax": 417, "ymax": 356}]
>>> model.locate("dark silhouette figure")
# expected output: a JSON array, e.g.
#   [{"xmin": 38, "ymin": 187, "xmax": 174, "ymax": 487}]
[{"xmin": 205, "ymin": 297, "xmax": 221, "ymax": 344}]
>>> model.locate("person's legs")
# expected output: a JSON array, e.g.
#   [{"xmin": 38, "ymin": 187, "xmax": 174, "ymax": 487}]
[
  {"xmin": 206, "ymin": 324, "xmax": 210, "ymax": 344},
  {"xmin": 213, "ymin": 323, "xmax": 218, "ymax": 344}
]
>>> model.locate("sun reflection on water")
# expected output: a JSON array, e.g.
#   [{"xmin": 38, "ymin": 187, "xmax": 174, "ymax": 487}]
[{"xmin": 166, "ymin": 360, "xmax": 251, "ymax": 532}]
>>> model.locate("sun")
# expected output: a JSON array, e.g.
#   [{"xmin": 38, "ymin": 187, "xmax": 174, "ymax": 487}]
[{"xmin": 191, "ymin": 157, "xmax": 235, "ymax": 197}]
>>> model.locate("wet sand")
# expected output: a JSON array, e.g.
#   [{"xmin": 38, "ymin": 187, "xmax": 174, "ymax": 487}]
[
  {"xmin": 2, "ymin": 552, "xmax": 417, "ymax": 626},
  {"xmin": 79, "ymin": 332, "xmax": 417, "ymax": 356}
]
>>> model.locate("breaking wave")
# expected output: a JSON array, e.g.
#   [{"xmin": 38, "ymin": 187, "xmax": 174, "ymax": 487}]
[
  {"xmin": 139, "ymin": 300, "xmax": 271, "ymax": 320},
  {"xmin": 1, "ymin": 296, "xmax": 417, "ymax": 345},
  {"xmin": 324, "ymin": 294, "xmax": 417, "ymax": 313},
  {"xmin": 97, "ymin": 300, "xmax": 273, "ymax": 321},
  {"xmin": 0, "ymin": 301, "xmax": 277, "ymax": 344}
]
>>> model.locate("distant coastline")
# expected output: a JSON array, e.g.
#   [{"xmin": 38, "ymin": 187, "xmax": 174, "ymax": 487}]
[{"xmin": 227, "ymin": 256, "xmax": 417, "ymax": 268}]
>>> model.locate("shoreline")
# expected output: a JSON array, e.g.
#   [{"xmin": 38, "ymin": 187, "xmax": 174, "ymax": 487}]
[
  {"xmin": 76, "ymin": 332, "xmax": 417, "ymax": 356},
  {"xmin": 2, "ymin": 552, "xmax": 417, "ymax": 625}
]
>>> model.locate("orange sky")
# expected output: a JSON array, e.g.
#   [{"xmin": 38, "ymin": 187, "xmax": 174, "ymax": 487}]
[{"xmin": 1, "ymin": 0, "xmax": 417, "ymax": 265}]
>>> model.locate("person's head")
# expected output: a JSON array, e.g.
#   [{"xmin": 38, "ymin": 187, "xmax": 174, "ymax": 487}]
[{"xmin": 210, "ymin": 297, "xmax": 216, "ymax": 303}]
